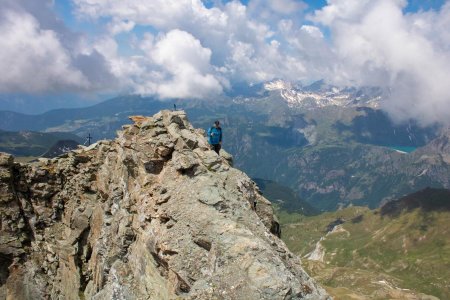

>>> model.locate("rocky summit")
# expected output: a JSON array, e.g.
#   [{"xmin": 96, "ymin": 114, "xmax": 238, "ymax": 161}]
[{"xmin": 0, "ymin": 110, "xmax": 328, "ymax": 300}]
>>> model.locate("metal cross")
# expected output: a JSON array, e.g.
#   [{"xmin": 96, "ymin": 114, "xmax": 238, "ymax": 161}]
[{"xmin": 86, "ymin": 133, "xmax": 92, "ymax": 146}]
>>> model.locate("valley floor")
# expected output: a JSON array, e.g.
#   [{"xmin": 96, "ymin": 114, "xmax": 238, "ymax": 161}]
[{"xmin": 276, "ymin": 206, "xmax": 450, "ymax": 299}]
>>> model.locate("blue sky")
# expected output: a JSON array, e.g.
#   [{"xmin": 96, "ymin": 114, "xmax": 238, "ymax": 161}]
[
  {"xmin": 1, "ymin": 0, "xmax": 450, "ymax": 123},
  {"xmin": 405, "ymin": 0, "xmax": 446, "ymax": 11}
]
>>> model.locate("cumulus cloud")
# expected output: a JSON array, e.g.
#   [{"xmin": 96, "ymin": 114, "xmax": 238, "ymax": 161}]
[
  {"xmin": 144, "ymin": 30, "xmax": 224, "ymax": 98},
  {"xmin": 0, "ymin": 9, "xmax": 88, "ymax": 93},
  {"xmin": 74, "ymin": 0, "xmax": 243, "ymax": 98},
  {"xmin": 0, "ymin": 0, "xmax": 116, "ymax": 93},
  {"xmin": 311, "ymin": 0, "xmax": 450, "ymax": 125},
  {"xmin": 72, "ymin": 0, "xmax": 314, "ymax": 86},
  {"xmin": 73, "ymin": 0, "xmax": 228, "ymax": 31}
]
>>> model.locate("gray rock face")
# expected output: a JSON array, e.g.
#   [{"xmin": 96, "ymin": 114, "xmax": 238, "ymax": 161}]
[{"xmin": 0, "ymin": 110, "xmax": 329, "ymax": 300}]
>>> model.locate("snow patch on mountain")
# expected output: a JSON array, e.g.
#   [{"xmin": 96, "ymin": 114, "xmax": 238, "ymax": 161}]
[{"xmin": 265, "ymin": 80, "xmax": 383, "ymax": 109}]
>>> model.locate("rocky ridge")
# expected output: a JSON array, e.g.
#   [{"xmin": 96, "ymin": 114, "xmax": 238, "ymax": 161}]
[{"xmin": 0, "ymin": 110, "xmax": 329, "ymax": 299}]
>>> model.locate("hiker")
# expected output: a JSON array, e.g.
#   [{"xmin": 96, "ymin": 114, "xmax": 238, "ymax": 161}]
[{"xmin": 207, "ymin": 120, "xmax": 222, "ymax": 154}]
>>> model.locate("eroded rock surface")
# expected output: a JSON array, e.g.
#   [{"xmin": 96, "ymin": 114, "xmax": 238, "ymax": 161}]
[{"xmin": 0, "ymin": 110, "xmax": 329, "ymax": 299}]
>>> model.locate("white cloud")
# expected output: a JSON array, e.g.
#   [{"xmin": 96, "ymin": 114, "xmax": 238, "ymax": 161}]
[
  {"xmin": 73, "ymin": 0, "xmax": 228, "ymax": 30},
  {"xmin": 72, "ymin": 0, "xmax": 314, "ymax": 93},
  {"xmin": 311, "ymin": 0, "xmax": 450, "ymax": 125},
  {"xmin": 84, "ymin": 29, "xmax": 226, "ymax": 99},
  {"xmin": 152, "ymin": 30, "xmax": 213, "ymax": 75},
  {"xmin": 0, "ymin": 9, "xmax": 88, "ymax": 93},
  {"xmin": 147, "ymin": 30, "xmax": 224, "ymax": 99},
  {"xmin": 0, "ymin": 0, "xmax": 118, "ymax": 94}
]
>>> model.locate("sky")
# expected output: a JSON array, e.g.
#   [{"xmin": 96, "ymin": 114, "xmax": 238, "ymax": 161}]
[{"xmin": 0, "ymin": 0, "xmax": 449, "ymax": 124}]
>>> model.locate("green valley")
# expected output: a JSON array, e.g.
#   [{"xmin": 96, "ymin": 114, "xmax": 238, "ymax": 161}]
[{"xmin": 278, "ymin": 188, "xmax": 450, "ymax": 299}]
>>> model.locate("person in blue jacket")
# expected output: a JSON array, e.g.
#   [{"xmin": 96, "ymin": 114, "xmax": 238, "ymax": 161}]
[{"xmin": 207, "ymin": 120, "xmax": 222, "ymax": 154}]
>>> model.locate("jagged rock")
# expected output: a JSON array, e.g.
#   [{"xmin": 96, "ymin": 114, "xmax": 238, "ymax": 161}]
[
  {"xmin": 172, "ymin": 150, "xmax": 199, "ymax": 171},
  {"xmin": 0, "ymin": 110, "xmax": 329, "ymax": 300},
  {"xmin": 220, "ymin": 149, "xmax": 234, "ymax": 166}
]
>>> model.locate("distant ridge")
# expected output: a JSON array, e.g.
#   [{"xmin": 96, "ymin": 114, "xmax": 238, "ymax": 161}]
[
  {"xmin": 0, "ymin": 129, "xmax": 83, "ymax": 156},
  {"xmin": 0, "ymin": 95, "xmax": 166, "ymax": 132},
  {"xmin": 42, "ymin": 140, "xmax": 80, "ymax": 158},
  {"xmin": 380, "ymin": 187, "xmax": 450, "ymax": 217}
]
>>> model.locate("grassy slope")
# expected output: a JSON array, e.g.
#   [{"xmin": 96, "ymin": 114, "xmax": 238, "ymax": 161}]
[{"xmin": 278, "ymin": 206, "xmax": 450, "ymax": 299}]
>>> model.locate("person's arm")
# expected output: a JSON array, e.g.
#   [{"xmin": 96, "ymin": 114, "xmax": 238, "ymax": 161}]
[{"xmin": 219, "ymin": 128, "xmax": 222, "ymax": 143}]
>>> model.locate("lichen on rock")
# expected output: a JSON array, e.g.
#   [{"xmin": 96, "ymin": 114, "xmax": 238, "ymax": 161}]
[{"xmin": 0, "ymin": 110, "xmax": 329, "ymax": 300}]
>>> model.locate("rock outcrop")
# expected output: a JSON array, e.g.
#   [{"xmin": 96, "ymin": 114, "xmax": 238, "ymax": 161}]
[{"xmin": 0, "ymin": 110, "xmax": 329, "ymax": 299}]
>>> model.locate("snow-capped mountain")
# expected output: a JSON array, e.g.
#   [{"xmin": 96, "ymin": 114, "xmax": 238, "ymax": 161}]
[{"xmin": 264, "ymin": 80, "xmax": 384, "ymax": 109}]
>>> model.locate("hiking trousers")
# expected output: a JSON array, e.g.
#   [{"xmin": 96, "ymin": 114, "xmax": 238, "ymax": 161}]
[{"xmin": 211, "ymin": 144, "xmax": 221, "ymax": 155}]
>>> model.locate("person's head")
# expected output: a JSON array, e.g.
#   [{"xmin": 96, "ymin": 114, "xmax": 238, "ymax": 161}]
[{"xmin": 214, "ymin": 120, "xmax": 220, "ymax": 127}]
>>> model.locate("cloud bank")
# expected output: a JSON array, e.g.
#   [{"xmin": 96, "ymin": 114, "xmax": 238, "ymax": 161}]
[{"xmin": 1, "ymin": 0, "xmax": 450, "ymax": 125}]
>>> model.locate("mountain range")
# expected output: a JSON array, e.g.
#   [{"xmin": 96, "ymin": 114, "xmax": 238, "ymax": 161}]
[
  {"xmin": 0, "ymin": 81, "xmax": 447, "ymax": 211},
  {"xmin": 0, "ymin": 129, "xmax": 82, "ymax": 157}
]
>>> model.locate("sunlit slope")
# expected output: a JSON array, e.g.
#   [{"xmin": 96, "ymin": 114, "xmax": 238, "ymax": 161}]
[{"xmin": 279, "ymin": 188, "xmax": 450, "ymax": 299}]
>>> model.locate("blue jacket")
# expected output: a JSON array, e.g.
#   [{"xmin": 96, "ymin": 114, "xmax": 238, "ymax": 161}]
[{"xmin": 207, "ymin": 126, "xmax": 222, "ymax": 145}]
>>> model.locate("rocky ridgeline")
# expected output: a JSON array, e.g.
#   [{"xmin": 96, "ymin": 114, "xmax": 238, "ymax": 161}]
[{"xmin": 0, "ymin": 110, "xmax": 328, "ymax": 299}]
